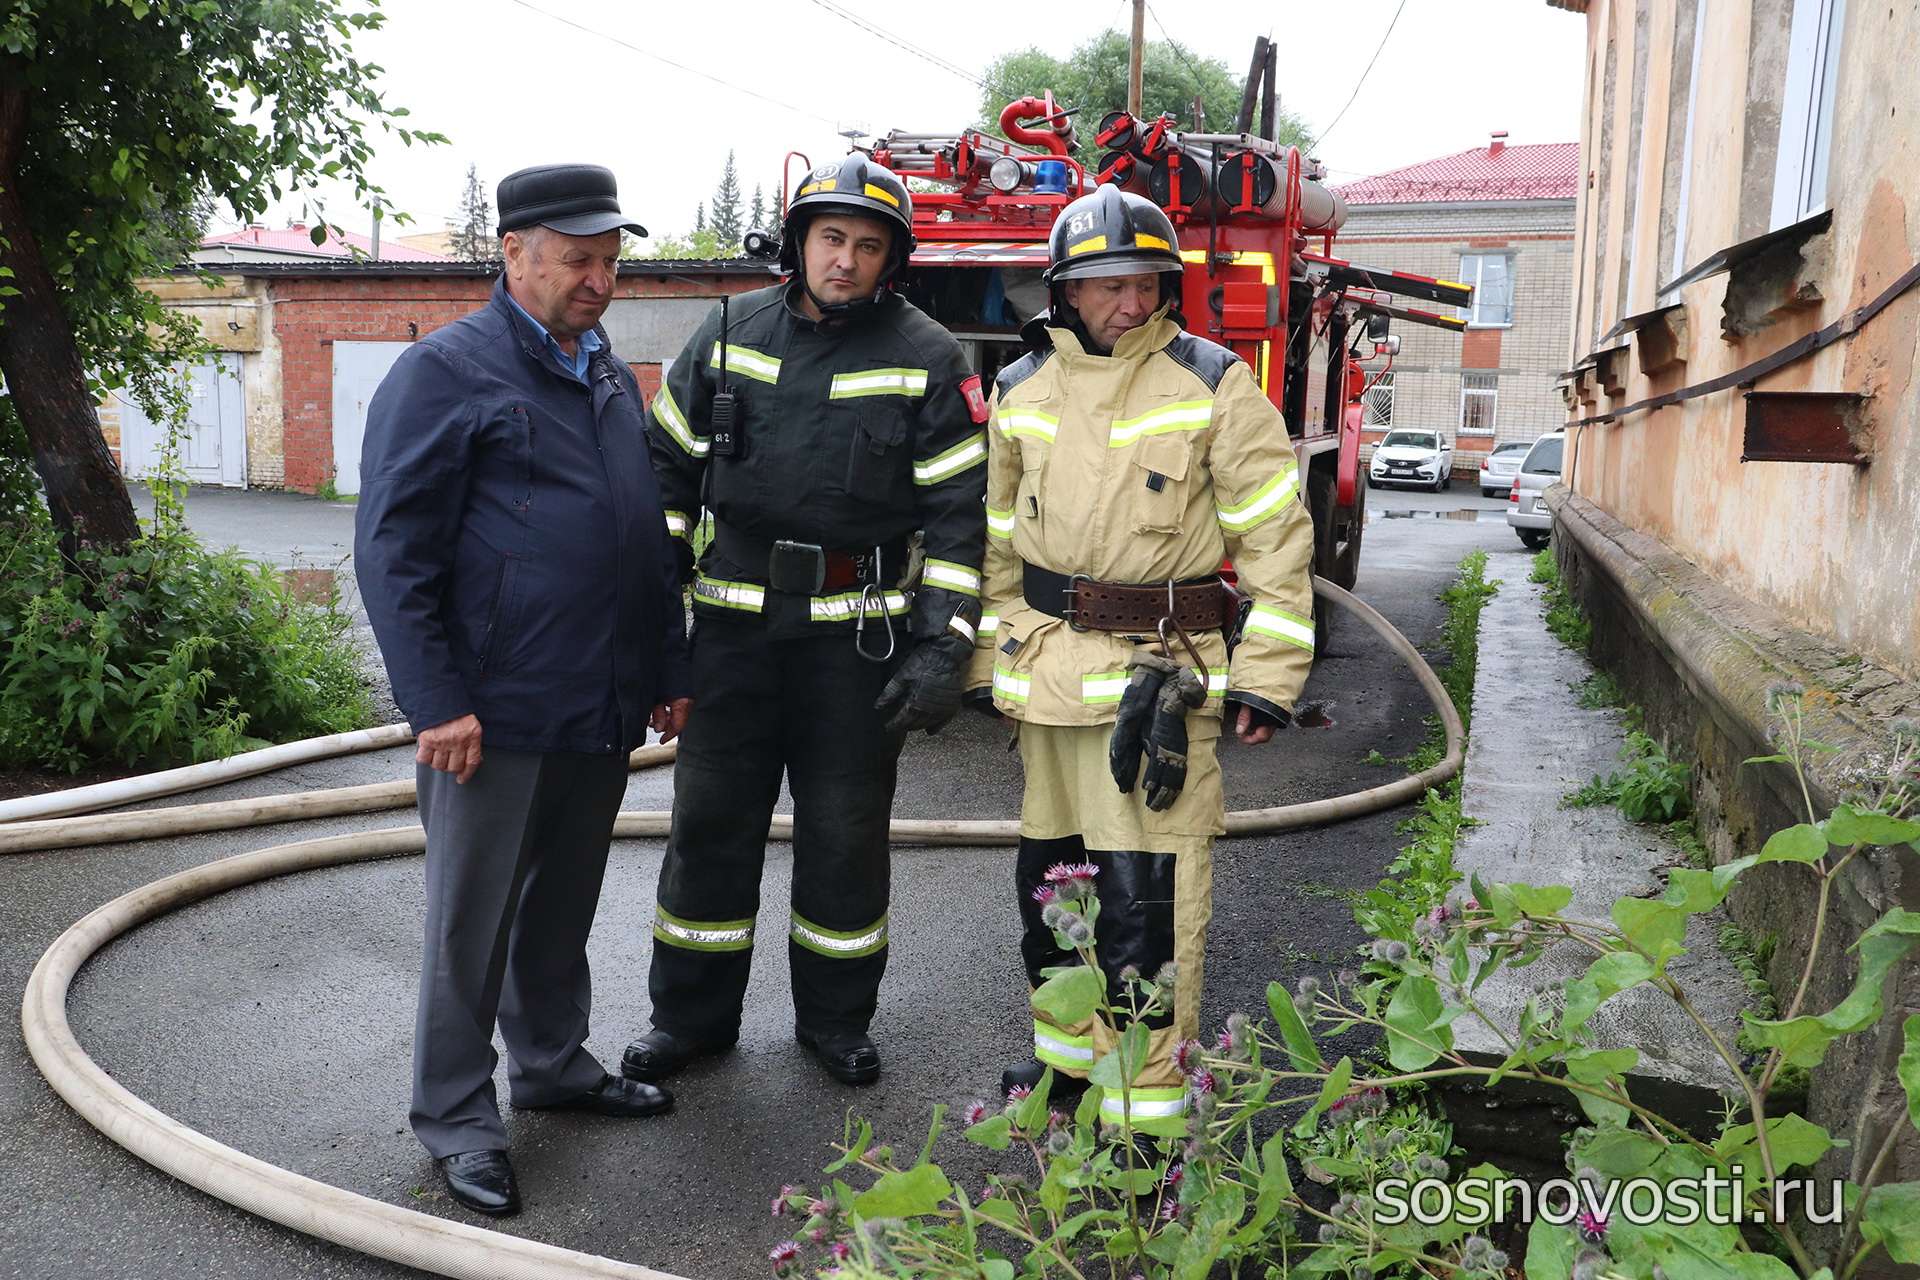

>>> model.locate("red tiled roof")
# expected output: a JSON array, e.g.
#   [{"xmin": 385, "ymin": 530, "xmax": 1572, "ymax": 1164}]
[
  {"xmin": 200, "ymin": 224, "xmax": 451, "ymax": 261},
  {"xmin": 1333, "ymin": 141, "xmax": 1580, "ymax": 205}
]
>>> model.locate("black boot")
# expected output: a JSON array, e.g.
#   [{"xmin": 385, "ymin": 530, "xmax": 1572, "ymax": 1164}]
[
  {"xmin": 1000, "ymin": 1057, "xmax": 1091, "ymax": 1101},
  {"xmin": 795, "ymin": 1024, "xmax": 882, "ymax": 1086}
]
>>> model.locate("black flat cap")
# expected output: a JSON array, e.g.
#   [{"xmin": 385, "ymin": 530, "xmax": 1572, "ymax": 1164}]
[{"xmin": 496, "ymin": 163, "xmax": 648, "ymax": 238}]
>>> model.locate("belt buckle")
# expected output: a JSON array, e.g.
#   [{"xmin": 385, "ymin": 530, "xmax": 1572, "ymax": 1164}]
[
  {"xmin": 1063, "ymin": 573, "xmax": 1093, "ymax": 632},
  {"xmin": 769, "ymin": 540, "xmax": 827, "ymax": 595}
]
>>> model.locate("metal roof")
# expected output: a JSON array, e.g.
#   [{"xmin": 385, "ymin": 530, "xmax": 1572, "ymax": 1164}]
[
  {"xmin": 165, "ymin": 259, "xmax": 777, "ymax": 279},
  {"xmin": 1334, "ymin": 141, "xmax": 1580, "ymax": 205},
  {"xmin": 200, "ymin": 224, "xmax": 450, "ymax": 262}
]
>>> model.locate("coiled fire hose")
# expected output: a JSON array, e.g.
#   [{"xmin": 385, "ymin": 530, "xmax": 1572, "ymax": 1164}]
[{"xmin": 18, "ymin": 578, "xmax": 1461, "ymax": 1280}]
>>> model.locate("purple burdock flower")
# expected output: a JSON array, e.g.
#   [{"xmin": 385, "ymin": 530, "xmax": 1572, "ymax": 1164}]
[
  {"xmin": 1171, "ymin": 1038, "xmax": 1204, "ymax": 1074},
  {"xmin": 962, "ymin": 1100, "xmax": 989, "ymax": 1126},
  {"xmin": 1007, "ymin": 1083, "xmax": 1032, "ymax": 1103},
  {"xmin": 1164, "ymin": 1162, "xmax": 1184, "ymax": 1190},
  {"xmin": 1576, "ymin": 1208, "xmax": 1608, "ymax": 1243},
  {"xmin": 807, "ymin": 1198, "xmax": 833, "ymax": 1219},
  {"xmin": 829, "ymin": 1241, "xmax": 851, "ymax": 1262},
  {"xmin": 770, "ymin": 1195, "xmax": 788, "ymax": 1218},
  {"xmin": 1031, "ymin": 884, "xmax": 1057, "ymax": 905},
  {"xmin": 1189, "ymin": 1070, "xmax": 1217, "ymax": 1095},
  {"xmin": 769, "ymin": 1240, "xmax": 801, "ymax": 1272},
  {"xmin": 1044, "ymin": 861, "xmax": 1099, "ymax": 898},
  {"xmin": 1160, "ymin": 1199, "xmax": 1182, "ymax": 1222}
]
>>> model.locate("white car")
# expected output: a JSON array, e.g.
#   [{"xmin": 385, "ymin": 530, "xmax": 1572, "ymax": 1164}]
[
  {"xmin": 1367, "ymin": 429, "xmax": 1455, "ymax": 492},
  {"xmin": 1507, "ymin": 431, "xmax": 1565, "ymax": 549},
  {"xmin": 1477, "ymin": 440, "xmax": 1531, "ymax": 497}
]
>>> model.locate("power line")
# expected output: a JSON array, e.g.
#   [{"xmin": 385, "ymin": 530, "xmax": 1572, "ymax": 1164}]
[
  {"xmin": 1145, "ymin": 3, "xmax": 1209, "ymax": 110},
  {"xmin": 499, "ymin": 0, "xmax": 840, "ymax": 128},
  {"xmin": 1314, "ymin": 0, "xmax": 1409, "ymax": 147},
  {"xmin": 803, "ymin": 0, "xmax": 985, "ymax": 88}
]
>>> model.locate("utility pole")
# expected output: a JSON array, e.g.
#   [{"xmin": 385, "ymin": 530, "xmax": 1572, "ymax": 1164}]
[{"xmin": 1127, "ymin": 0, "xmax": 1145, "ymax": 117}]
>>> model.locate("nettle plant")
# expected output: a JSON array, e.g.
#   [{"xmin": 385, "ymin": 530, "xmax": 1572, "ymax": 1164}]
[{"xmin": 774, "ymin": 699, "xmax": 1920, "ymax": 1279}]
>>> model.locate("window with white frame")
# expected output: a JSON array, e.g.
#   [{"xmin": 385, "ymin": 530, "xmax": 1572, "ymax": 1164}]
[
  {"xmin": 1363, "ymin": 371, "xmax": 1394, "ymax": 426},
  {"xmin": 1459, "ymin": 253, "xmax": 1513, "ymax": 326},
  {"xmin": 1770, "ymin": 0, "xmax": 1848, "ymax": 228},
  {"xmin": 1460, "ymin": 373, "xmax": 1498, "ymax": 435}
]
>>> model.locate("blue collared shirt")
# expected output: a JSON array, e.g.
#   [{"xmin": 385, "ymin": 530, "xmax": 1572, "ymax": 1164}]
[{"xmin": 505, "ymin": 291, "xmax": 603, "ymax": 384}]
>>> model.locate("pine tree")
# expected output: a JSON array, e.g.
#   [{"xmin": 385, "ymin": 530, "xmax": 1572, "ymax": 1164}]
[
  {"xmin": 711, "ymin": 150, "xmax": 744, "ymax": 247},
  {"xmin": 749, "ymin": 183, "xmax": 767, "ymax": 233},
  {"xmin": 694, "ymin": 201, "xmax": 706, "ymax": 233},
  {"xmin": 451, "ymin": 163, "xmax": 494, "ymax": 260}
]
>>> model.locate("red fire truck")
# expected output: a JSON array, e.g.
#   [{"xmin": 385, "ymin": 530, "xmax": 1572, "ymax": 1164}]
[{"xmin": 766, "ymin": 75, "xmax": 1473, "ymax": 611}]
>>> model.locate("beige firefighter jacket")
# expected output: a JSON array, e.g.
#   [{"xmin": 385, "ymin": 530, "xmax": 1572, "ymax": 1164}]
[{"xmin": 966, "ymin": 309, "xmax": 1316, "ymax": 727}]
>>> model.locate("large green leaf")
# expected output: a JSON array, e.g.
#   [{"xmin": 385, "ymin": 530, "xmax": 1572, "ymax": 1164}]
[
  {"xmin": 1565, "ymin": 1046, "xmax": 1640, "ymax": 1082},
  {"xmin": 1824, "ymin": 805, "xmax": 1920, "ymax": 850},
  {"xmin": 1266, "ymin": 980, "xmax": 1325, "ymax": 1070},
  {"xmin": 1744, "ymin": 910, "xmax": 1920, "ymax": 1068},
  {"xmin": 1563, "ymin": 950, "xmax": 1656, "ymax": 1032},
  {"xmin": 1756, "ymin": 823, "xmax": 1829, "ymax": 865},
  {"xmin": 1031, "ymin": 966, "xmax": 1104, "ymax": 1025},
  {"xmin": 1295, "ymin": 1056, "xmax": 1352, "ymax": 1136},
  {"xmin": 1510, "ymin": 882, "xmax": 1574, "ymax": 915},
  {"xmin": 964, "ymin": 1113, "xmax": 1012, "ymax": 1151},
  {"xmin": 1088, "ymin": 1021, "xmax": 1150, "ymax": 1090},
  {"xmin": 1524, "ymin": 1221, "xmax": 1577, "ymax": 1280},
  {"xmin": 1712, "ymin": 1113, "xmax": 1834, "ymax": 1173},
  {"xmin": 1612, "ymin": 898, "xmax": 1688, "ymax": 967},
  {"xmin": 1384, "ymin": 975, "xmax": 1449, "ymax": 1070},
  {"xmin": 850, "ymin": 1163, "xmax": 954, "ymax": 1220},
  {"xmin": 1899, "ymin": 1014, "xmax": 1920, "ymax": 1130},
  {"xmin": 1232, "ymin": 1130, "xmax": 1293, "ymax": 1247},
  {"xmin": 1861, "ymin": 1181, "xmax": 1920, "ymax": 1265}
]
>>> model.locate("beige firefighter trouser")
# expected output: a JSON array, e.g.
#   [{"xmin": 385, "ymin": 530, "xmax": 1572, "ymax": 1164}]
[{"xmin": 1018, "ymin": 716, "xmax": 1222, "ymax": 1135}]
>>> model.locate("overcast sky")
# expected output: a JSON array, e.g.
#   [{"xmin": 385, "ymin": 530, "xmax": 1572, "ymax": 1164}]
[{"xmin": 246, "ymin": 0, "xmax": 1587, "ymax": 243}]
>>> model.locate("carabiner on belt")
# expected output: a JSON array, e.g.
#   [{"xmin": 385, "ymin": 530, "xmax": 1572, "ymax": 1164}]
[
  {"xmin": 855, "ymin": 544, "xmax": 897, "ymax": 664},
  {"xmin": 1155, "ymin": 578, "xmax": 1209, "ymax": 682}
]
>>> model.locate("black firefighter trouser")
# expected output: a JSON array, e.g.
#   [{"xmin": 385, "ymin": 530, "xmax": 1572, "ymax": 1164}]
[{"xmin": 647, "ymin": 613, "xmax": 908, "ymax": 1044}]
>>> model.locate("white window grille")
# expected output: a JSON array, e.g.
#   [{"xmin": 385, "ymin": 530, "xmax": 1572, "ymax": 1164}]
[
  {"xmin": 1460, "ymin": 373, "xmax": 1498, "ymax": 435},
  {"xmin": 1363, "ymin": 371, "xmax": 1395, "ymax": 426},
  {"xmin": 1459, "ymin": 253, "xmax": 1514, "ymax": 327}
]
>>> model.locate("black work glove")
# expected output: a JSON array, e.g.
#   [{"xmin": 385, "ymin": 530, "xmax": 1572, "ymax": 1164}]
[
  {"xmin": 874, "ymin": 633, "xmax": 972, "ymax": 734},
  {"xmin": 1110, "ymin": 649, "xmax": 1180, "ymax": 793},
  {"xmin": 673, "ymin": 540, "xmax": 696, "ymax": 587},
  {"xmin": 1142, "ymin": 665, "xmax": 1208, "ymax": 811}
]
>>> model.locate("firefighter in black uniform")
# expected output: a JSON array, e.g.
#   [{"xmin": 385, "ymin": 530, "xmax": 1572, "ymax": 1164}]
[{"xmin": 622, "ymin": 156, "xmax": 988, "ymax": 1087}]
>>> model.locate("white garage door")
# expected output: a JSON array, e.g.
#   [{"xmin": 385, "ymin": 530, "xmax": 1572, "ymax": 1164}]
[
  {"xmin": 118, "ymin": 354, "xmax": 246, "ymax": 487},
  {"xmin": 330, "ymin": 341, "xmax": 411, "ymax": 496}
]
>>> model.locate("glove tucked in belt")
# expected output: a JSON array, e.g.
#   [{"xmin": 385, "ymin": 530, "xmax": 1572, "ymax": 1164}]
[
  {"xmin": 1109, "ymin": 649, "xmax": 1208, "ymax": 810},
  {"xmin": 1022, "ymin": 561, "xmax": 1228, "ymax": 632}
]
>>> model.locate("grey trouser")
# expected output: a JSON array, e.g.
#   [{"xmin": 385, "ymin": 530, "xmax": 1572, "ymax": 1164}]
[{"xmin": 410, "ymin": 747, "xmax": 628, "ymax": 1158}]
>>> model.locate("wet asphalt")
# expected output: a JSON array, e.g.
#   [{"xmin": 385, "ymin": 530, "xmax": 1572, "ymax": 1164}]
[{"xmin": 0, "ymin": 486, "xmax": 1529, "ymax": 1279}]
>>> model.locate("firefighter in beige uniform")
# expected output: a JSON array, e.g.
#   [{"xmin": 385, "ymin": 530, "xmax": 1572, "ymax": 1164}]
[{"xmin": 970, "ymin": 185, "xmax": 1315, "ymax": 1136}]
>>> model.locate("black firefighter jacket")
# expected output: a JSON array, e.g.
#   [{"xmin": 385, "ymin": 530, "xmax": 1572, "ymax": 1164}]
[
  {"xmin": 647, "ymin": 283, "xmax": 989, "ymax": 642},
  {"xmin": 354, "ymin": 278, "xmax": 691, "ymax": 755}
]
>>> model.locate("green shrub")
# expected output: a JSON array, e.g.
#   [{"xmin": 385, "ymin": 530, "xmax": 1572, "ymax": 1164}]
[
  {"xmin": 0, "ymin": 512, "xmax": 374, "ymax": 772},
  {"xmin": 1564, "ymin": 728, "xmax": 1693, "ymax": 822}
]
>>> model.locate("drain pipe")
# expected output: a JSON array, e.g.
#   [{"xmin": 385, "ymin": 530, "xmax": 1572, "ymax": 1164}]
[{"xmin": 20, "ymin": 578, "xmax": 1464, "ymax": 1280}]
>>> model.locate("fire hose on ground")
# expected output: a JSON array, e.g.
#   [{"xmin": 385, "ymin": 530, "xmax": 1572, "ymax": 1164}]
[{"xmin": 18, "ymin": 578, "xmax": 1462, "ymax": 1280}]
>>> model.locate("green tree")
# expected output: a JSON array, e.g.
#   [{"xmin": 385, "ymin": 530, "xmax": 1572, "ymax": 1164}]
[
  {"xmin": 0, "ymin": 0, "xmax": 440, "ymax": 549},
  {"xmin": 633, "ymin": 227, "xmax": 734, "ymax": 261},
  {"xmin": 976, "ymin": 30, "xmax": 1309, "ymax": 169},
  {"xmin": 694, "ymin": 200, "xmax": 706, "ymax": 234},
  {"xmin": 749, "ymin": 182, "xmax": 767, "ymax": 234},
  {"xmin": 710, "ymin": 149, "xmax": 743, "ymax": 248},
  {"xmin": 450, "ymin": 162, "xmax": 493, "ymax": 261}
]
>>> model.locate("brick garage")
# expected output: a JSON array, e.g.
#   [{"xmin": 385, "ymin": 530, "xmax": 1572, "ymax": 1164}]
[{"xmin": 144, "ymin": 261, "xmax": 772, "ymax": 492}]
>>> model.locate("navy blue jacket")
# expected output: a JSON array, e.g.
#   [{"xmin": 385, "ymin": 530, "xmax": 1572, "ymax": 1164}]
[{"xmin": 354, "ymin": 277, "xmax": 690, "ymax": 755}]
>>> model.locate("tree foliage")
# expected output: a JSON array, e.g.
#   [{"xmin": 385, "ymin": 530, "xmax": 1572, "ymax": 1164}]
[
  {"xmin": 710, "ymin": 149, "xmax": 744, "ymax": 247},
  {"xmin": 0, "ymin": 0, "xmax": 440, "ymax": 543},
  {"xmin": 450, "ymin": 162, "xmax": 493, "ymax": 261},
  {"xmin": 976, "ymin": 31, "xmax": 1309, "ymax": 169}
]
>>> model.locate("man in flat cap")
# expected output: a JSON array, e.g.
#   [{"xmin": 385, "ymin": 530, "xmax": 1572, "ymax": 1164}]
[{"xmin": 356, "ymin": 163, "xmax": 690, "ymax": 1218}]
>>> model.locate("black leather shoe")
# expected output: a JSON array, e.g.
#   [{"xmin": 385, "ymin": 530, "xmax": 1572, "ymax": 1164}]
[
  {"xmin": 515, "ymin": 1072, "xmax": 673, "ymax": 1118},
  {"xmin": 1001, "ymin": 1058, "xmax": 1092, "ymax": 1101},
  {"xmin": 795, "ymin": 1024, "xmax": 881, "ymax": 1086},
  {"xmin": 437, "ymin": 1149, "xmax": 520, "ymax": 1217},
  {"xmin": 621, "ymin": 1028, "xmax": 733, "ymax": 1082}
]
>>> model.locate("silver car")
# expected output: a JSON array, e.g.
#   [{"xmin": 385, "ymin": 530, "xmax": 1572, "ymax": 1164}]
[
  {"xmin": 1477, "ymin": 440, "xmax": 1531, "ymax": 497},
  {"xmin": 1507, "ymin": 431, "xmax": 1565, "ymax": 550}
]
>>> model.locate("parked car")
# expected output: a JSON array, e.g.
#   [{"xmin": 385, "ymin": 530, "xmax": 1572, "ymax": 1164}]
[
  {"xmin": 1507, "ymin": 430, "xmax": 1565, "ymax": 549},
  {"xmin": 1477, "ymin": 440, "xmax": 1532, "ymax": 497},
  {"xmin": 1367, "ymin": 429, "xmax": 1455, "ymax": 492}
]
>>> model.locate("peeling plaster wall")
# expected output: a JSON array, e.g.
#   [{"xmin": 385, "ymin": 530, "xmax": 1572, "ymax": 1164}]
[{"xmin": 1565, "ymin": 0, "xmax": 1920, "ymax": 684}]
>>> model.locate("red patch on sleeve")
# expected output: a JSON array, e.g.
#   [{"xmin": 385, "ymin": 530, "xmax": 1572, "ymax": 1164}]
[{"xmin": 958, "ymin": 374, "xmax": 989, "ymax": 425}]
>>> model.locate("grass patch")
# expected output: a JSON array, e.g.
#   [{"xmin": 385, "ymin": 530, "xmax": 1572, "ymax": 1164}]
[
  {"xmin": 1572, "ymin": 669, "xmax": 1627, "ymax": 709},
  {"xmin": 1353, "ymin": 551, "xmax": 1497, "ymax": 941},
  {"xmin": 1562, "ymin": 726, "xmax": 1693, "ymax": 822},
  {"xmin": 1532, "ymin": 547, "xmax": 1591, "ymax": 651}
]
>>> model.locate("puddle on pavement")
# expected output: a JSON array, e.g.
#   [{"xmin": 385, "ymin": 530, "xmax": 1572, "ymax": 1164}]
[
  {"xmin": 1294, "ymin": 701, "xmax": 1337, "ymax": 728},
  {"xmin": 1367, "ymin": 508, "xmax": 1508, "ymax": 525}
]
